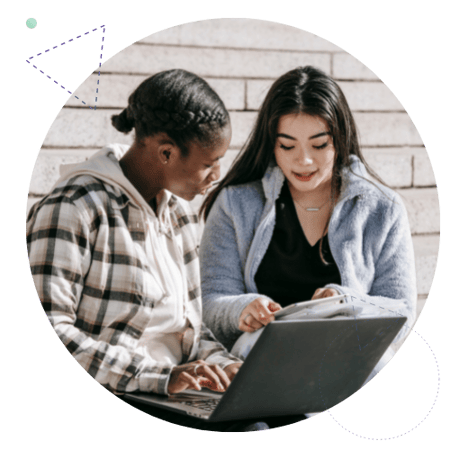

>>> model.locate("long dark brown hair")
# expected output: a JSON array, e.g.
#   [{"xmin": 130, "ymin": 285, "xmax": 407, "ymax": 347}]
[{"xmin": 200, "ymin": 66, "xmax": 387, "ymax": 262}]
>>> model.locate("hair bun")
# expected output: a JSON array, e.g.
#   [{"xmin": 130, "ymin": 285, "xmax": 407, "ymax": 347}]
[{"xmin": 111, "ymin": 108, "xmax": 134, "ymax": 134}]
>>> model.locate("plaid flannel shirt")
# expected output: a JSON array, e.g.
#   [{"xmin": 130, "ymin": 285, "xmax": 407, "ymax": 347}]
[{"xmin": 27, "ymin": 163, "xmax": 240, "ymax": 395}]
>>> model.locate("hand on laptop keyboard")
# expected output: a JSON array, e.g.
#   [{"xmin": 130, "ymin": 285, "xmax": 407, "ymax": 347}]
[{"xmin": 168, "ymin": 360, "xmax": 242, "ymax": 395}]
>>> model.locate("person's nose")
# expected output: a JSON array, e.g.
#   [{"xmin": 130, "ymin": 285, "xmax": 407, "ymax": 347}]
[
  {"xmin": 296, "ymin": 147, "xmax": 313, "ymax": 167},
  {"xmin": 208, "ymin": 163, "xmax": 221, "ymax": 182}
]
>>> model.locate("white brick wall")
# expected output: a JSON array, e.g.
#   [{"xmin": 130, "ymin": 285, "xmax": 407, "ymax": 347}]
[
  {"xmin": 339, "ymin": 82, "xmax": 404, "ymax": 111},
  {"xmin": 413, "ymin": 149, "xmax": 437, "ymax": 187},
  {"xmin": 100, "ymin": 45, "xmax": 331, "ymax": 79},
  {"xmin": 29, "ymin": 150, "xmax": 97, "ymax": 195},
  {"xmin": 354, "ymin": 113, "xmax": 423, "ymax": 146},
  {"xmin": 333, "ymin": 53, "xmax": 379, "ymax": 80},
  {"xmin": 141, "ymin": 19, "xmax": 341, "ymax": 52},
  {"xmin": 28, "ymin": 18, "xmax": 439, "ymax": 306},
  {"xmin": 42, "ymin": 109, "xmax": 425, "ymax": 151},
  {"xmin": 400, "ymin": 188, "xmax": 440, "ymax": 235},
  {"xmin": 247, "ymin": 80, "xmax": 406, "ymax": 112},
  {"xmin": 362, "ymin": 148, "xmax": 413, "ymax": 188},
  {"xmin": 68, "ymin": 74, "xmax": 246, "ymax": 110},
  {"xmin": 413, "ymin": 235, "xmax": 440, "ymax": 297},
  {"xmin": 43, "ymin": 109, "xmax": 257, "ymax": 149},
  {"xmin": 43, "ymin": 109, "xmax": 129, "ymax": 147}
]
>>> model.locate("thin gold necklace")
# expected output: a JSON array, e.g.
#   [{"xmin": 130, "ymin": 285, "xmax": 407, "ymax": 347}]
[{"xmin": 293, "ymin": 197, "xmax": 330, "ymax": 212}]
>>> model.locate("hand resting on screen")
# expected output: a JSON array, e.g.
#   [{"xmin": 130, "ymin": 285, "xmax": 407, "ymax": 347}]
[
  {"xmin": 238, "ymin": 288, "xmax": 338, "ymax": 333},
  {"xmin": 238, "ymin": 297, "xmax": 282, "ymax": 333}
]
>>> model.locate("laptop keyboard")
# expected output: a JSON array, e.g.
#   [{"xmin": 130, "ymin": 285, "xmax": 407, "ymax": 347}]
[{"xmin": 181, "ymin": 398, "xmax": 220, "ymax": 412}]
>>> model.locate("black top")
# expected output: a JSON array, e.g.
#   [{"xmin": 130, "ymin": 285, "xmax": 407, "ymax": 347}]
[{"xmin": 254, "ymin": 182, "xmax": 341, "ymax": 308}]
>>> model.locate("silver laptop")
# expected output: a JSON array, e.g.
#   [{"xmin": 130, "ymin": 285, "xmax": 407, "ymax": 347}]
[{"xmin": 122, "ymin": 316, "xmax": 406, "ymax": 422}]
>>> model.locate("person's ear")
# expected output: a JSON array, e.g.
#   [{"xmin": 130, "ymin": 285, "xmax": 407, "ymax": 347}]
[
  {"xmin": 158, "ymin": 143, "xmax": 178, "ymax": 166},
  {"xmin": 161, "ymin": 149, "xmax": 170, "ymax": 165}
]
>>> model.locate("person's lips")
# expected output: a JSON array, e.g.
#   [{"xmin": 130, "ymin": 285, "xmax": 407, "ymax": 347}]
[
  {"xmin": 199, "ymin": 184, "xmax": 213, "ymax": 195},
  {"xmin": 293, "ymin": 170, "xmax": 317, "ymax": 182}
]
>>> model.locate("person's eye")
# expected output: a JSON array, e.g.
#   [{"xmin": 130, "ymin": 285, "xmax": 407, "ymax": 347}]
[
  {"xmin": 313, "ymin": 142, "xmax": 329, "ymax": 150},
  {"xmin": 280, "ymin": 144, "xmax": 294, "ymax": 150}
]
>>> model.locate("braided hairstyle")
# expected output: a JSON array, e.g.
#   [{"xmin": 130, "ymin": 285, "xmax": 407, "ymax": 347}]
[{"xmin": 111, "ymin": 69, "xmax": 230, "ymax": 155}]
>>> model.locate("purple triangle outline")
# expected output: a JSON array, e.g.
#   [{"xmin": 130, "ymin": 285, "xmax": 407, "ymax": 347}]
[{"xmin": 26, "ymin": 24, "xmax": 106, "ymax": 111}]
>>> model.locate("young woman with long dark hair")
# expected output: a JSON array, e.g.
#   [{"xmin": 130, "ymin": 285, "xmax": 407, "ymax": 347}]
[{"xmin": 199, "ymin": 66, "xmax": 416, "ymax": 375}]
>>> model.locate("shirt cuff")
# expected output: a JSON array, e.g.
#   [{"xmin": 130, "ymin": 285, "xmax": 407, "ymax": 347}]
[
  {"xmin": 137, "ymin": 365, "xmax": 175, "ymax": 395},
  {"xmin": 212, "ymin": 356, "xmax": 243, "ymax": 370},
  {"xmin": 219, "ymin": 359, "xmax": 242, "ymax": 370}
]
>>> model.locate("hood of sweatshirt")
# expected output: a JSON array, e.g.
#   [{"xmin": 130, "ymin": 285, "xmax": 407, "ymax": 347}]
[
  {"xmin": 57, "ymin": 141, "xmax": 194, "ymax": 306},
  {"xmin": 54, "ymin": 143, "xmax": 175, "ymax": 219}
]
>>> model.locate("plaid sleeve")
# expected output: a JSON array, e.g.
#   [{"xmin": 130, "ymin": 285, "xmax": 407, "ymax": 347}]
[
  {"xmin": 27, "ymin": 192, "xmax": 174, "ymax": 395},
  {"xmin": 196, "ymin": 324, "xmax": 242, "ymax": 369}
]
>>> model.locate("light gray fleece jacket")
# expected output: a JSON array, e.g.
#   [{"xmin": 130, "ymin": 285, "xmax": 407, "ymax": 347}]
[{"xmin": 199, "ymin": 155, "xmax": 417, "ymax": 355}]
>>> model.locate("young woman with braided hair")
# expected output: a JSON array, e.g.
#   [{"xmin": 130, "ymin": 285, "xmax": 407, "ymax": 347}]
[
  {"xmin": 114, "ymin": 70, "xmax": 232, "ymax": 201},
  {"xmin": 27, "ymin": 69, "xmax": 279, "ymax": 431},
  {"xmin": 199, "ymin": 66, "xmax": 416, "ymax": 381}
]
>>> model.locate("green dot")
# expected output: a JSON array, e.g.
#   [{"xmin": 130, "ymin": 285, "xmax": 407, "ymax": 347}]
[{"xmin": 26, "ymin": 18, "xmax": 37, "ymax": 29}]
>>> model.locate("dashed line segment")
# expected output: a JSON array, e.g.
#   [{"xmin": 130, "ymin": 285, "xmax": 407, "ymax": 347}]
[{"xmin": 25, "ymin": 25, "xmax": 106, "ymax": 110}]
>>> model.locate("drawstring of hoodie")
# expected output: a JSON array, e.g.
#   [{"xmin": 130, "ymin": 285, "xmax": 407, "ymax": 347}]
[
  {"xmin": 145, "ymin": 206, "xmax": 187, "ymax": 320},
  {"xmin": 146, "ymin": 217, "xmax": 170, "ymax": 303},
  {"xmin": 166, "ymin": 212, "xmax": 188, "ymax": 321}
]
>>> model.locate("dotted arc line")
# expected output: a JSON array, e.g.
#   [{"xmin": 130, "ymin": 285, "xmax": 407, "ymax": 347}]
[{"xmin": 326, "ymin": 330, "xmax": 439, "ymax": 440}]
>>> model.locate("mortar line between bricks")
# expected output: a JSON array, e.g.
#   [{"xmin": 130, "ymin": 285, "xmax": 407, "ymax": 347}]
[
  {"xmin": 363, "ymin": 145, "xmax": 426, "ymax": 150},
  {"xmin": 56, "ymin": 106, "xmax": 124, "ymax": 111},
  {"xmin": 81, "ymin": 70, "xmax": 387, "ymax": 83},
  {"xmin": 54, "ymin": 105, "xmax": 426, "ymax": 124},
  {"xmin": 243, "ymin": 80, "xmax": 248, "ymax": 111},
  {"xmin": 231, "ymin": 108, "xmax": 408, "ymax": 113},
  {"xmin": 396, "ymin": 186, "xmax": 438, "ymax": 191},
  {"xmin": 134, "ymin": 41, "xmax": 343, "ymax": 54},
  {"xmin": 39, "ymin": 145, "xmax": 243, "ymax": 151}
]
